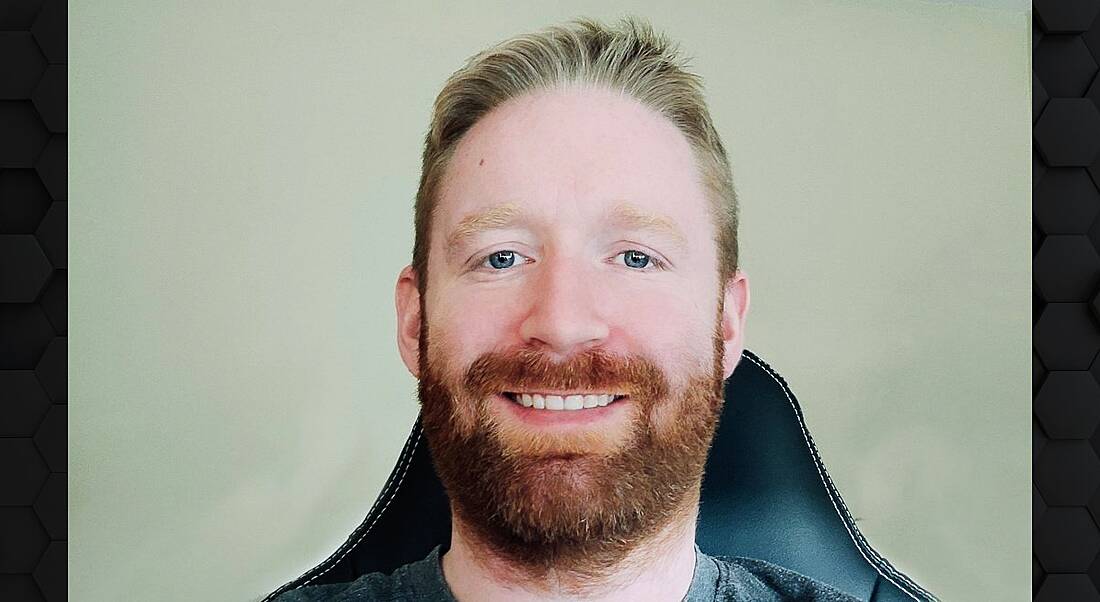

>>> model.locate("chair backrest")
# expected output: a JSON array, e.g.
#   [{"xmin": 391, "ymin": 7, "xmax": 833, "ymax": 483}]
[{"xmin": 264, "ymin": 350, "xmax": 937, "ymax": 601}]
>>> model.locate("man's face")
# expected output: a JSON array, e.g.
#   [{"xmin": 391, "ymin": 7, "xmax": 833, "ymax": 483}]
[{"xmin": 396, "ymin": 86, "xmax": 748, "ymax": 576}]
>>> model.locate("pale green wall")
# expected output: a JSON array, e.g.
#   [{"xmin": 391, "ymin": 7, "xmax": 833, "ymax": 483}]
[{"xmin": 70, "ymin": 1, "xmax": 1030, "ymax": 600}]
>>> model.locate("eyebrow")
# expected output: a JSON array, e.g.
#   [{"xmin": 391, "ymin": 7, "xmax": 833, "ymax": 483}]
[
  {"xmin": 446, "ymin": 202, "xmax": 524, "ymax": 251},
  {"xmin": 606, "ymin": 201, "xmax": 688, "ymax": 249},
  {"xmin": 444, "ymin": 200, "xmax": 688, "ymax": 256}
]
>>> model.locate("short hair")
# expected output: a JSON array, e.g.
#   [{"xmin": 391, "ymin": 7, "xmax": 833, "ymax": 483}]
[{"xmin": 412, "ymin": 16, "xmax": 738, "ymax": 295}]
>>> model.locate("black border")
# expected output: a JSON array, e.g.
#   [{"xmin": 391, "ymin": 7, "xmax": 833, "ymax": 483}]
[
  {"xmin": 0, "ymin": 0, "xmax": 67, "ymax": 600},
  {"xmin": 1032, "ymin": 0, "xmax": 1100, "ymax": 600}
]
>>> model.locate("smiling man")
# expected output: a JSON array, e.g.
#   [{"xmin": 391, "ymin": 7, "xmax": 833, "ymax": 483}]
[{"xmin": 275, "ymin": 16, "xmax": 857, "ymax": 602}]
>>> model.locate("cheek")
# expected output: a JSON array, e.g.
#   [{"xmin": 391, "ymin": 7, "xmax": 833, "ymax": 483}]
[
  {"xmin": 428, "ymin": 284, "xmax": 520, "ymax": 357},
  {"xmin": 617, "ymin": 282, "xmax": 712, "ymax": 341},
  {"xmin": 618, "ymin": 284, "xmax": 719, "ymax": 388},
  {"xmin": 621, "ymin": 290, "xmax": 687, "ymax": 332}
]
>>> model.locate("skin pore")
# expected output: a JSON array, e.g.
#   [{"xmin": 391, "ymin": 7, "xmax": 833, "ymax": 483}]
[{"xmin": 395, "ymin": 84, "xmax": 749, "ymax": 601}]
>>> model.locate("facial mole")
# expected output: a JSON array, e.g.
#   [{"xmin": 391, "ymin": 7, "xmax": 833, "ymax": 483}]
[{"xmin": 478, "ymin": 158, "xmax": 485, "ymax": 166}]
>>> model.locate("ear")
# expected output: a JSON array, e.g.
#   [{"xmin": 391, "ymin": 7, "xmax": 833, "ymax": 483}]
[
  {"xmin": 395, "ymin": 264, "xmax": 422, "ymax": 379},
  {"xmin": 720, "ymin": 270, "xmax": 751, "ymax": 381}
]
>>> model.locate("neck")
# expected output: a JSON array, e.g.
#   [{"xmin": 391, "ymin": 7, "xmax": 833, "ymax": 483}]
[{"xmin": 441, "ymin": 497, "xmax": 700, "ymax": 602}]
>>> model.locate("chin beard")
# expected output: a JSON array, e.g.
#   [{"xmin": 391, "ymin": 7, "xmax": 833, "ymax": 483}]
[{"xmin": 417, "ymin": 329, "xmax": 726, "ymax": 582}]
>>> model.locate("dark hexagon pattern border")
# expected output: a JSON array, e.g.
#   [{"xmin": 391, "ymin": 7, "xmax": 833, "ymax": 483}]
[
  {"xmin": 1033, "ymin": 0, "xmax": 1100, "ymax": 600},
  {"xmin": 0, "ymin": 0, "xmax": 66, "ymax": 601}
]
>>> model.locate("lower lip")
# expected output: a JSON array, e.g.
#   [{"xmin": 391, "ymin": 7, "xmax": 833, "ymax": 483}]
[{"xmin": 494, "ymin": 393, "xmax": 630, "ymax": 427}]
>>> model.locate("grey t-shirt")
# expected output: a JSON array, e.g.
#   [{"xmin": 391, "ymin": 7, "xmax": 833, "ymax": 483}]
[{"xmin": 273, "ymin": 546, "xmax": 860, "ymax": 601}]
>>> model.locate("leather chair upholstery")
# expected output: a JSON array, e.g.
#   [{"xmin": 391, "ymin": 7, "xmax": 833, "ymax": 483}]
[{"xmin": 265, "ymin": 350, "xmax": 937, "ymax": 601}]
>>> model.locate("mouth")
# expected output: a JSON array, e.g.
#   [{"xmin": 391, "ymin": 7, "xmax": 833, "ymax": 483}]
[{"xmin": 501, "ymin": 392, "xmax": 628, "ymax": 411}]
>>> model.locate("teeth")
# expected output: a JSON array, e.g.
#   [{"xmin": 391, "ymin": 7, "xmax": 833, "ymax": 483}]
[{"xmin": 507, "ymin": 393, "xmax": 622, "ymax": 411}]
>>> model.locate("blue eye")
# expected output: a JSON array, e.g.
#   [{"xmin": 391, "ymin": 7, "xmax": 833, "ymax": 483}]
[
  {"xmin": 487, "ymin": 250, "xmax": 515, "ymax": 269},
  {"xmin": 482, "ymin": 250, "xmax": 518, "ymax": 270},
  {"xmin": 616, "ymin": 249, "xmax": 664, "ymax": 270},
  {"xmin": 622, "ymin": 250, "xmax": 651, "ymax": 269}
]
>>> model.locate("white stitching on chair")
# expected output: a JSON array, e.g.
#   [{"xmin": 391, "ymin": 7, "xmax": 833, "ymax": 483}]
[
  {"xmin": 742, "ymin": 351, "xmax": 937, "ymax": 602},
  {"xmin": 263, "ymin": 419, "xmax": 425, "ymax": 600}
]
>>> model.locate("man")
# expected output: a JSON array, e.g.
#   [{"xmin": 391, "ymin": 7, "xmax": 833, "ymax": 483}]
[{"xmin": 277, "ymin": 17, "xmax": 858, "ymax": 601}]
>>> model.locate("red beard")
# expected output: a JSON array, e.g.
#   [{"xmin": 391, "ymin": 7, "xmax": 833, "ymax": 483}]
[{"xmin": 417, "ymin": 318, "xmax": 726, "ymax": 581}]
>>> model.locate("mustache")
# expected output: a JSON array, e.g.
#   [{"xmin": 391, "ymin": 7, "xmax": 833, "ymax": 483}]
[{"xmin": 462, "ymin": 347, "xmax": 670, "ymax": 403}]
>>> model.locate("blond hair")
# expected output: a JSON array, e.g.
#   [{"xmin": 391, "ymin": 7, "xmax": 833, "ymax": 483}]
[{"xmin": 413, "ymin": 16, "xmax": 738, "ymax": 293}]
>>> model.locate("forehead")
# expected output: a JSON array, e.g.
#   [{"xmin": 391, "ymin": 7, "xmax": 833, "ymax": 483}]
[{"xmin": 434, "ymin": 85, "xmax": 711, "ymax": 242}]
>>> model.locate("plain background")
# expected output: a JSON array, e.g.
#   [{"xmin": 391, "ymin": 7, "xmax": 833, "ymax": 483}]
[{"xmin": 70, "ymin": 1, "xmax": 1030, "ymax": 600}]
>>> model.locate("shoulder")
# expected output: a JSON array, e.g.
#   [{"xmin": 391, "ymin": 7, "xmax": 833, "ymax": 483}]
[
  {"xmin": 268, "ymin": 571, "xmax": 406, "ymax": 602},
  {"xmin": 712, "ymin": 555, "xmax": 861, "ymax": 602},
  {"xmin": 269, "ymin": 547, "xmax": 451, "ymax": 602}
]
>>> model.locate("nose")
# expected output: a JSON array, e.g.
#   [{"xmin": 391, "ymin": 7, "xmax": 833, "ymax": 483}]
[{"xmin": 518, "ymin": 255, "xmax": 610, "ymax": 359}]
